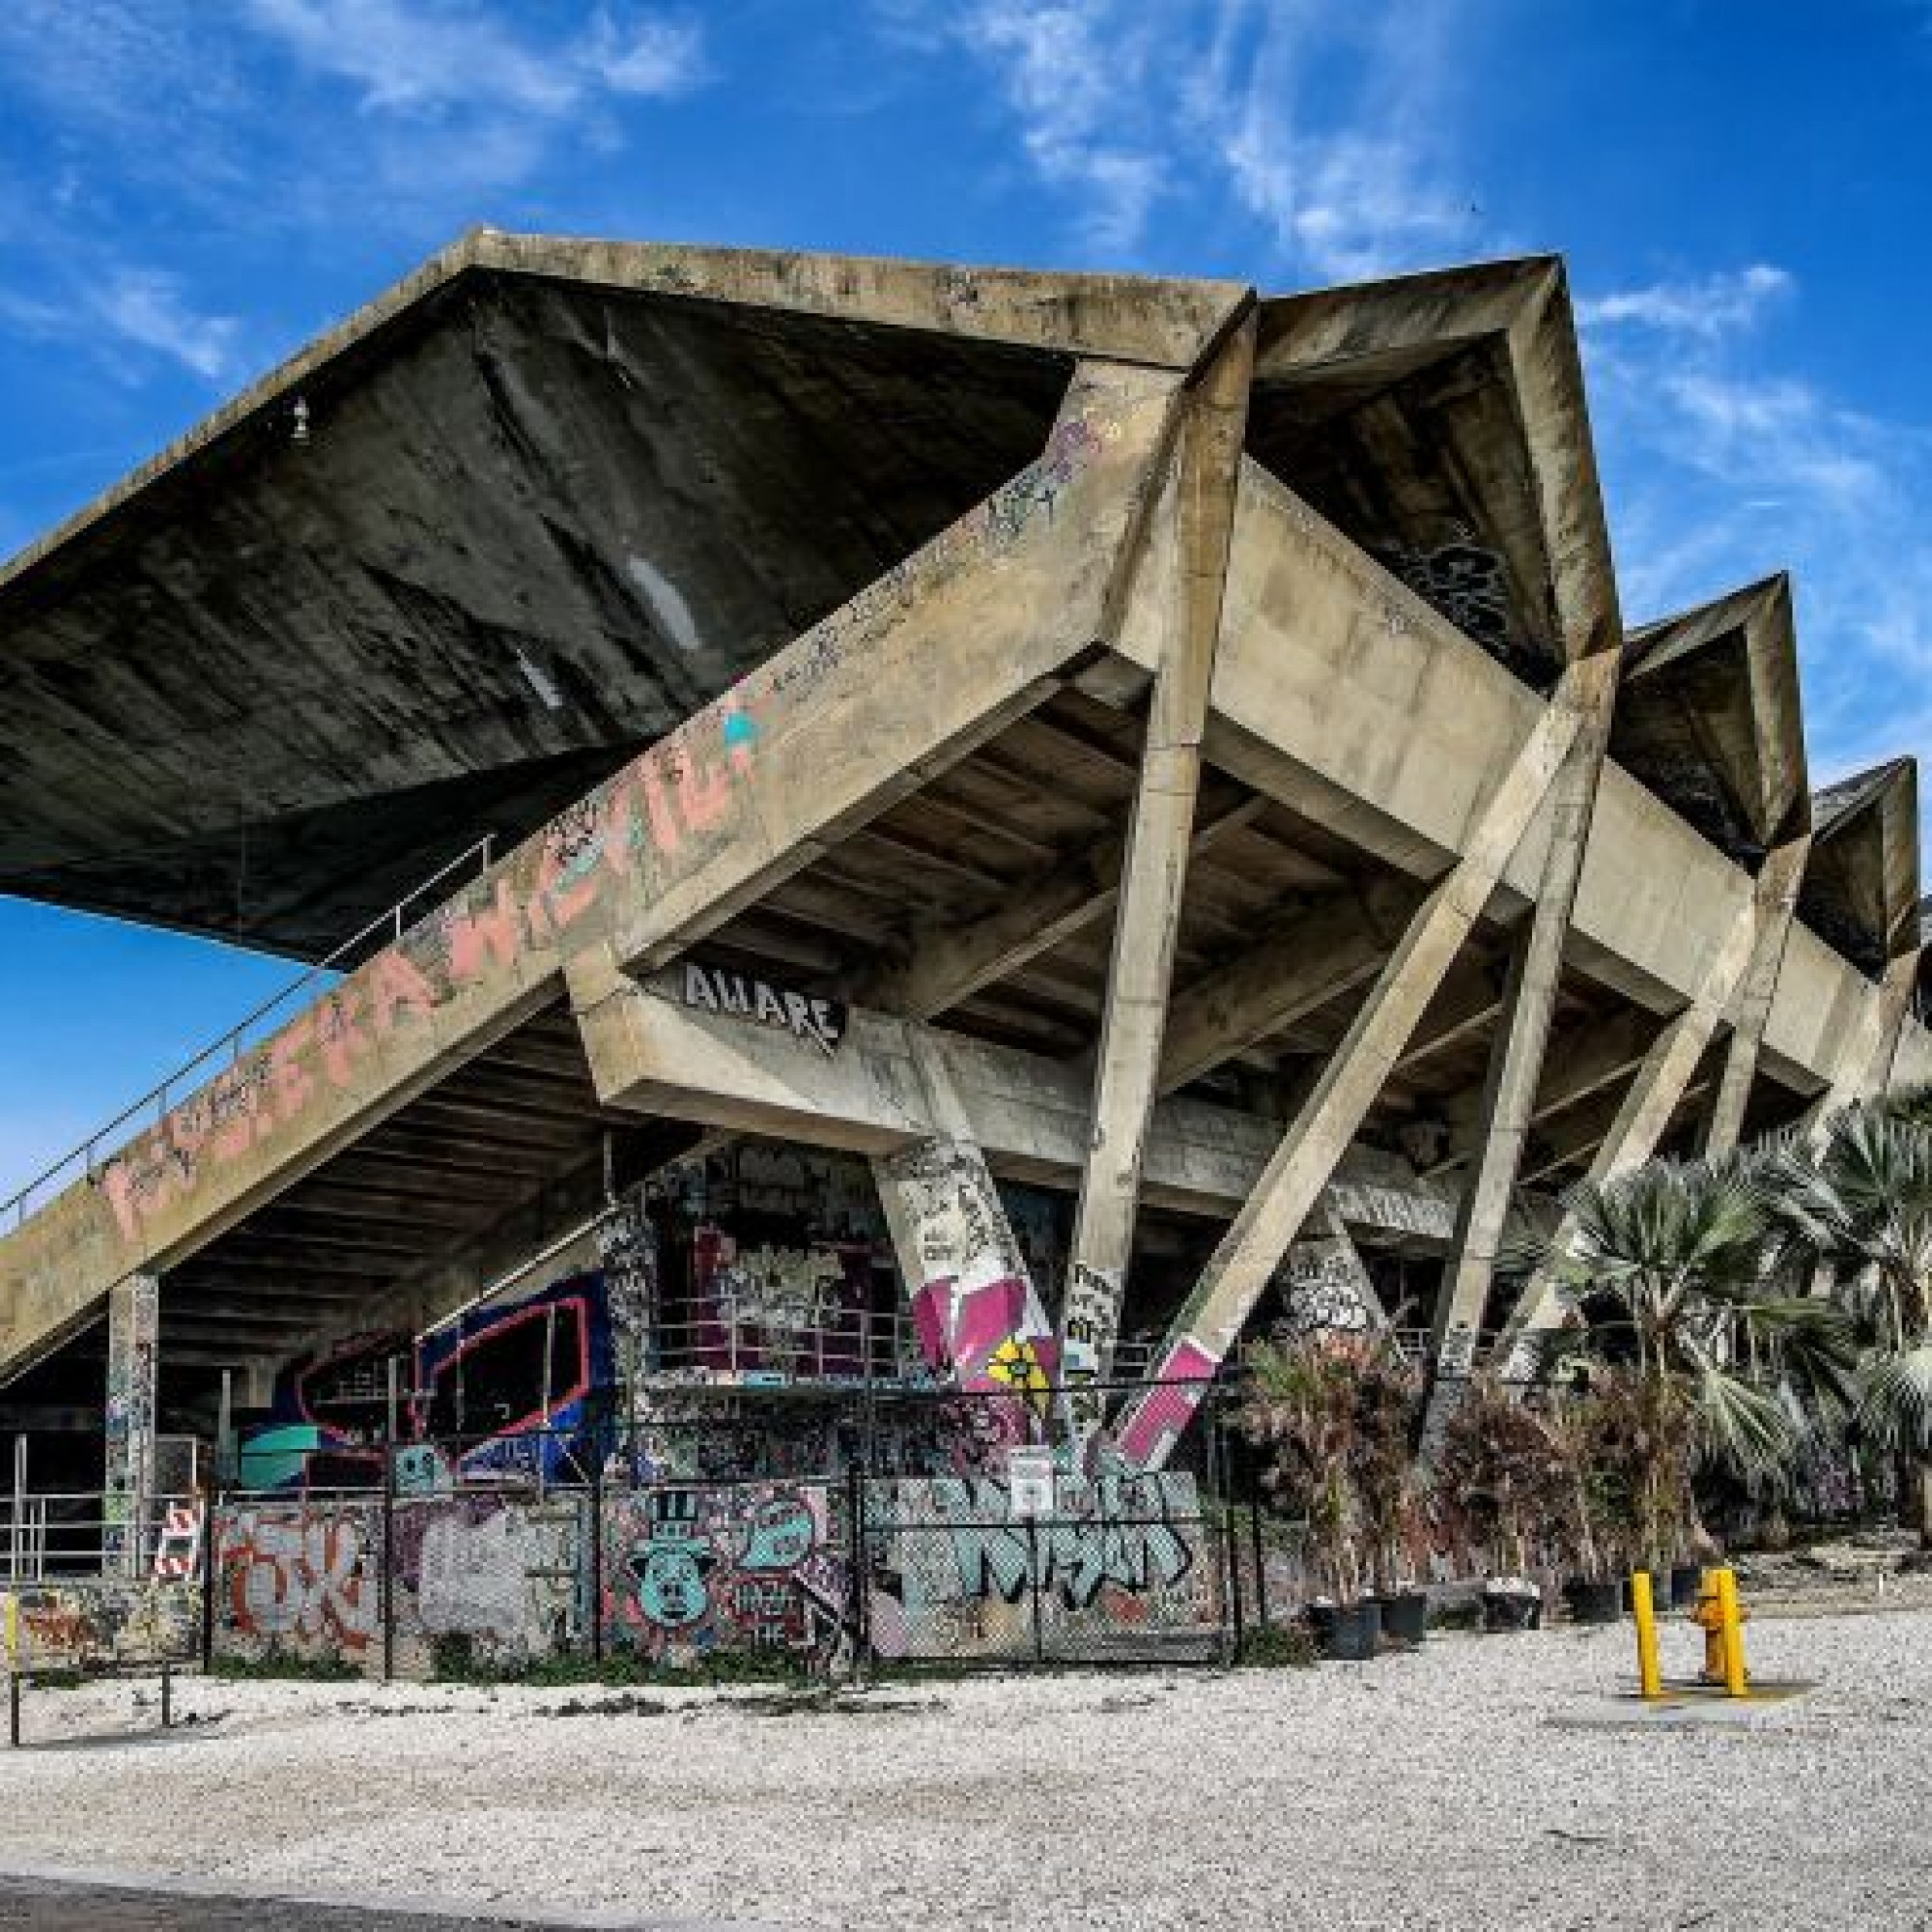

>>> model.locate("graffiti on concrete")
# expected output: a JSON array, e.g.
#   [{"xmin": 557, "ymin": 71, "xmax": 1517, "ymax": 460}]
[
  {"xmin": 687, "ymin": 1230, "xmax": 870, "ymax": 1381},
  {"xmin": 1113, "ymin": 1339, "xmax": 1219, "ymax": 1469},
  {"xmin": 5, "ymin": 1582, "xmax": 197, "ymax": 1669},
  {"xmin": 393, "ymin": 1496, "xmax": 581, "ymax": 1667},
  {"xmin": 218, "ymin": 1504, "xmax": 380, "ymax": 1659},
  {"xmin": 605, "ymin": 1484, "xmax": 849, "ymax": 1666},
  {"xmin": 102, "ymin": 1274, "xmax": 159, "ymax": 1569},
  {"xmin": 1377, "ymin": 526, "xmax": 1513, "ymax": 658},
  {"xmin": 1279, "ymin": 1239, "xmax": 1376, "ymax": 1336},
  {"xmin": 678, "ymin": 961, "xmax": 848, "ymax": 1057},
  {"xmin": 867, "ymin": 1469, "xmax": 1213, "ymax": 1659}
]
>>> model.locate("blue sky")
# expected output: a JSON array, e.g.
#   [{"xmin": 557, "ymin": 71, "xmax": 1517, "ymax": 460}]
[{"xmin": 2, "ymin": 0, "xmax": 1930, "ymax": 1198}]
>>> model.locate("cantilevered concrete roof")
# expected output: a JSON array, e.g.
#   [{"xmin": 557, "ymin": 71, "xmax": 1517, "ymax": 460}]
[
  {"xmin": 0, "ymin": 230, "xmax": 1243, "ymax": 959},
  {"xmin": 1804, "ymin": 758, "xmax": 1920, "ymax": 974},
  {"xmin": 1617, "ymin": 574, "xmax": 1808, "ymax": 863}
]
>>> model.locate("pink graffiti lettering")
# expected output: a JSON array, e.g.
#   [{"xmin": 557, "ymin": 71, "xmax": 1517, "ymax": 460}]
[
  {"xmin": 1114, "ymin": 1339, "xmax": 1219, "ymax": 1468},
  {"xmin": 368, "ymin": 951, "xmax": 437, "ymax": 1035},
  {"xmin": 316, "ymin": 991, "xmax": 368, "ymax": 1088},
  {"xmin": 446, "ymin": 879, "xmax": 526, "ymax": 982},
  {"xmin": 271, "ymin": 1013, "xmax": 316, "ymax": 1121}
]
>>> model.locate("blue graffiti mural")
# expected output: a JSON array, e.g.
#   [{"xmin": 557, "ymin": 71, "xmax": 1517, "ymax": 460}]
[{"xmin": 241, "ymin": 1271, "xmax": 616, "ymax": 1492}]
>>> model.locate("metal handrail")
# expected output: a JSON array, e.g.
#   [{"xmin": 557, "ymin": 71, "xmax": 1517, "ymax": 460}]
[{"xmin": 3, "ymin": 838, "xmax": 496, "ymax": 1230}]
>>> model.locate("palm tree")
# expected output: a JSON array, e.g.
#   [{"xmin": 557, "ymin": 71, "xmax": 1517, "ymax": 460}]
[
  {"xmin": 1509, "ymin": 1154, "xmax": 1845, "ymax": 1556},
  {"xmin": 1763, "ymin": 1098, "xmax": 1932, "ymax": 1541}
]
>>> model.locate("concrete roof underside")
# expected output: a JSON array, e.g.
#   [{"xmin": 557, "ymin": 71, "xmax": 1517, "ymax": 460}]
[{"xmin": 4, "ymin": 233, "xmax": 1260, "ymax": 958}]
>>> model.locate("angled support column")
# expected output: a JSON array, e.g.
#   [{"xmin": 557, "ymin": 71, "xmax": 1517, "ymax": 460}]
[
  {"xmin": 1804, "ymin": 946, "xmax": 1924, "ymax": 1144},
  {"xmin": 1496, "ymin": 838, "xmax": 1825, "ymax": 1370},
  {"xmin": 1419, "ymin": 658, "xmax": 1620, "ymax": 1432},
  {"xmin": 870, "ymin": 1034, "xmax": 1058, "ymax": 1408},
  {"xmin": 1061, "ymin": 316, "xmax": 1256, "ymax": 1436},
  {"xmin": 103, "ymin": 1271, "xmax": 159, "ymax": 1577},
  {"xmin": 1112, "ymin": 651, "xmax": 1612, "ymax": 1469},
  {"xmin": 1701, "ymin": 837, "xmax": 1811, "ymax": 1156}
]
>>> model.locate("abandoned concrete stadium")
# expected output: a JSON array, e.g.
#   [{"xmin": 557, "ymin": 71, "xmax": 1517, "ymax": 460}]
[{"xmin": 0, "ymin": 232, "xmax": 1924, "ymax": 1669}]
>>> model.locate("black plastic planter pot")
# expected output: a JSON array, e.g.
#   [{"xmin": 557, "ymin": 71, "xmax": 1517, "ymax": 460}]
[
  {"xmin": 1309, "ymin": 1601, "xmax": 1382, "ymax": 1661},
  {"xmin": 1563, "ymin": 1578, "xmax": 1623, "ymax": 1626},
  {"xmin": 1481, "ymin": 1590, "xmax": 1543, "ymax": 1632},
  {"xmin": 1375, "ymin": 1592, "xmax": 1429, "ymax": 1643}
]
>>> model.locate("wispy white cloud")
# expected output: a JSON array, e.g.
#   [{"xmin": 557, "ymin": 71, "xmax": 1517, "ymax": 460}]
[
  {"xmin": 0, "ymin": 268, "xmax": 244, "ymax": 384},
  {"xmin": 1203, "ymin": 0, "xmax": 1478, "ymax": 280},
  {"xmin": 945, "ymin": 0, "xmax": 1171, "ymax": 254},
  {"xmin": 92, "ymin": 270, "xmax": 244, "ymax": 383},
  {"xmin": 242, "ymin": 0, "xmax": 707, "ymax": 117},
  {"xmin": 1582, "ymin": 267, "xmax": 1932, "ymax": 783},
  {"xmin": 1577, "ymin": 263, "xmax": 1793, "ymax": 338},
  {"xmin": 934, "ymin": 0, "xmax": 1484, "ymax": 274}
]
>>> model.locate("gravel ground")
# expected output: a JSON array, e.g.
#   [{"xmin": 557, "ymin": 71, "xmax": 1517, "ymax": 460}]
[{"xmin": 4, "ymin": 1606, "xmax": 1930, "ymax": 1930}]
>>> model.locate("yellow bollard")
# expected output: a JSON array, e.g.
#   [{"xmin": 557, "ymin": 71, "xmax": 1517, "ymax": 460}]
[
  {"xmin": 1715, "ymin": 1566, "xmax": 1749, "ymax": 1696},
  {"xmin": 1631, "ymin": 1570, "xmax": 1662, "ymax": 1699}
]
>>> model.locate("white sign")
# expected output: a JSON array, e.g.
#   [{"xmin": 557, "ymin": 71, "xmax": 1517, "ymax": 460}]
[{"xmin": 1007, "ymin": 1446, "xmax": 1057, "ymax": 1520}]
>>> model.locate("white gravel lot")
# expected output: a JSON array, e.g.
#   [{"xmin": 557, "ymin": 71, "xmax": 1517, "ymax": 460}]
[{"xmin": 4, "ymin": 1607, "xmax": 1930, "ymax": 1930}]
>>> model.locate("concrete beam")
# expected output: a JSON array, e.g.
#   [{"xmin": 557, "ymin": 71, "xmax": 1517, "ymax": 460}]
[
  {"xmin": 102, "ymin": 1272, "xmax": 158, "ymax": 1577},
  {"xmin": 1702, "ymin": 838, "xmax": 1810, "ymax": 1156},
  {"xmin": 1155, "ymin": 881, "xmax": 1412, "ymax": 1094},
  {"xmin": 566, "ymin": 949, "xmax": 1461, "ymax": 1243},
  {"xmin": 872, "ymin": 1032, "xmax": 1058, "ymax": 1404},
  {"xmin": 1104, "ymin": 459, "xmax": 1932, "ymax": 1095},
  {"xmin": 857, "ymin": 787, "xmax": 1265, "ymax": 1024}
]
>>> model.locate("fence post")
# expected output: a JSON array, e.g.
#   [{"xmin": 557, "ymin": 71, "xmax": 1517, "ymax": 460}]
[
  {"xmin": 199, "ymin": 1492, "xmax": 218, "ymax": 1675},
  {"xmin": 382, "ymin": 1357, "xmax": 399, "ymax": 1684},
  {"xmin": 1249, "ymin": 1460, "xmax": 1270, "ymax": 1633},
  {"xmin": 589, "ymin": 1450, "xmax": 606, "ymax": 1668},
  {"xmin": 845, "ymin": 1460, "xmax": 869, "ymax": 1685},
  {"xmin": 1027, "ymin": 1518, "xmax": 1045, "ymax": 1666},
  {"xmin": 1218, "ymin": 1410, "xmax": 1244, "ymax": 1662}
]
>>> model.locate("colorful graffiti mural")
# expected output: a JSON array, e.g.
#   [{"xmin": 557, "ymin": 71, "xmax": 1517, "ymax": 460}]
[
  {"xmin": 4, "ymin": 1581, "xmax": 198, "ymax": 1671},
  {"xmin": 218, "ymin": 1503, "xmax": 381, "ymax": 1661},
  {"xmin": 604, "ymin": 1485, "xmax": 850, "ymax": 1669},
  {"xmin": 866, "ymin": 1468, "xmax": 1215, "ymax": 1660}
]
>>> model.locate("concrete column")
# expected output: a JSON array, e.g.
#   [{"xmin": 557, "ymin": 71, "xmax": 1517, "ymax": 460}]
[
  {"xmin": 1806, "ymin": 948, "xmax": 1923, "ymax": 1138},
  {"xmin": 1700, "ymin": 838, "xmax": 1810, "ymax": 1157},
  {"xmin": 870, "ymin": 1036, "xmax": 1058, "ymax": 1415},
  {"xmin": 1063, "ymin": 317, "xmax": 1254, "ymax": 1442},
  {"xmin": 1420, "ymin": 659, "xmax": 1619, "ymax": 1437},
  {"xmin": 1496, "ymin": 839, "xmax": 1833, "ymax": 1370},
  {"xmin": 1110, "ymin": 649, "xmax": 1615, "ymax": 1469},
  {"xmin": 102, "ymin": 1270, "xmax": 159, "ymax": 1577}
]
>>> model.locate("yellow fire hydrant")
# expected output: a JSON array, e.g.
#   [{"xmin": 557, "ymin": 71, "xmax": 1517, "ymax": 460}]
[
  {"xmin": 1691, "ymin": 1567, "xmax": 1750, "ymax": 1695},
  {"xmin": 1633, "ymin": 1565, "xmax": 1752, "ymax": 1700}
]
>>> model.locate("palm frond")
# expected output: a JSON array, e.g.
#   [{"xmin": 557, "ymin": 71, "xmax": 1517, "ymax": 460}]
[{"xmin": 1856, "ymin": 1344, "xmax": 1932, "ymax": 1455}]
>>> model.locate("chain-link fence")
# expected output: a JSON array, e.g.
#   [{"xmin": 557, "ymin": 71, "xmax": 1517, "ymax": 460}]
[{"xmin": 195, "ymin": 1379, "xmax": 1252, "ymax": 1678}]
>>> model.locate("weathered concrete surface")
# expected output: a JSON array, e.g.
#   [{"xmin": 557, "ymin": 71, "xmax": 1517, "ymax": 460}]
[
  {"xmin": 3, "ymin": 234, "xmax": 1928, "ymax": 1431},
  {"xmin": 0, "ymin": 363, "xmax": 1184, "ymax": 1379},
  {"xmin": 1120, "ymin": 460, "xmax": 1924, "ymax": 1082},
  {"xmin": 569, "ymin": 952, "xmax": 1459, "ymax": 1240},
  {"xmin": 0, "ymin": 234, "xmax": 1241, "ymax": 957}
]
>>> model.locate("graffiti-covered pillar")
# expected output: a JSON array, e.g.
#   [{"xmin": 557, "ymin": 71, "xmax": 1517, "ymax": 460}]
[
  {"xmin": 103, "ymin": 1270, "xmax": 159, "ymax": 1576},
  {"xmin": 871, "ymin": 1036, "xmax": 1059, "ymax": 1421}
]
